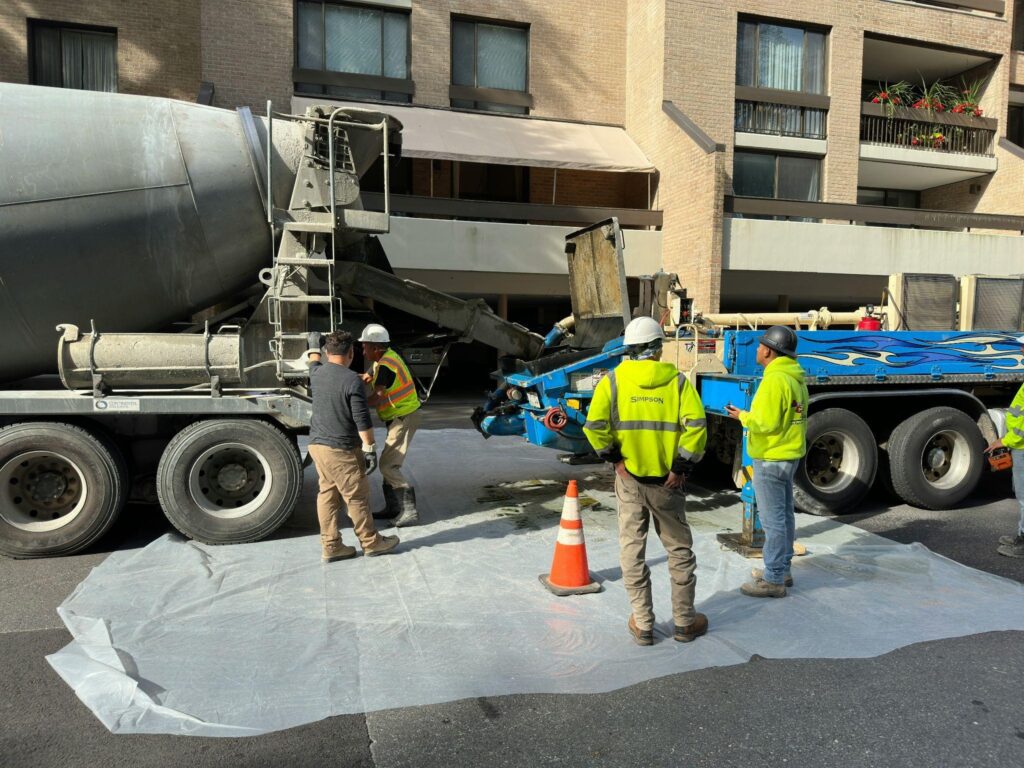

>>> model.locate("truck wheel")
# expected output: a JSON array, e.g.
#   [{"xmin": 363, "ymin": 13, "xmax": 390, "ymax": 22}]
[
  {"xmin": 0, "ymin": 422, "xmax": 126, "ymax": 558},
  {"xmin": 794, "ymin": 408, "xmax": 877, "ymax": 516},
  {"xmin": 157, "ymin": 420, "xmax": 301, "ymax": 545},
  {"xmin": 888, "ymin": 407, "xmax": 984, "ymax": 510}
]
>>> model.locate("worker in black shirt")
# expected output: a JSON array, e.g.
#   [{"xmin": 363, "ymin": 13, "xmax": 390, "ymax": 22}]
[{"xmin": 307, "ymin": 331, "xmax": 399, "ymax": 562}]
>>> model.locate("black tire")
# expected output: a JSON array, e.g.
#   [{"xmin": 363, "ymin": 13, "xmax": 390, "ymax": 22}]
[
  {"xmin": 874, "ymin": 448, "xmax": 900, "ymax": 502},
  {"xmin": 888, "ymin": 406, "xmax": 984, "ymax": 510},
  {"xmin": 156, "ymin": 419, "xmax": 302, "ymax": 545},
  {"xmin": 0, "ymin": 422, "xmax": 127, "ymax": 558},
  {"xmin": 794, "ymin": 408, "xmax": 877, "ymax": 516}
]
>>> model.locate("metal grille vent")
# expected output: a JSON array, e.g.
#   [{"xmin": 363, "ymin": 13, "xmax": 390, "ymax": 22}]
[
  {"xmin": 972, "ymin": 277, "xmax": 1024, "ymax": 330},
  {"xmin": 902, "ymin": 274, "xmax": 958, "ymax": 331}
]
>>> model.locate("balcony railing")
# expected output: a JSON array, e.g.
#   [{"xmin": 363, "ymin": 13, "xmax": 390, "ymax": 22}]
[
  {"xmin": 735, "ymin": 100, "xmax": 827, "ymax": 140},
  {"xmin": 361, "ymin": 193, "xmax": 662, "ymax": 228},
  {"xmin": 860, "ymin": 103, "xmax": 997, "ymax": 156},
  {"xmin": 725, "ymin": 195, "xmax": 1024, "ymax": 233}
]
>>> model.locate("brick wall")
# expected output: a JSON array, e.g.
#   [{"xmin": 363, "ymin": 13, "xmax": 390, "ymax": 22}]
[{"xmin": 0, "ymin": 0, "xmax": 200, "ymax": 99}]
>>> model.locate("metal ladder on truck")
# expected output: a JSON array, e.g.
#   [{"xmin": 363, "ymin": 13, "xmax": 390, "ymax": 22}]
[{"xmin": 263, "ymin": 103, "xmax": 391, "ymax": 381}]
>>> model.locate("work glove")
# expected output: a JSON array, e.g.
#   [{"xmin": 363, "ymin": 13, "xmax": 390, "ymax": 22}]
[
  {"xmin": 596, "ymin": 446, "xmax": 624, "ymax": 464},
  {"xmin": 671, "ymin": 456, "xmax": 696, "ymax": 477},
  {"xmin": 307, "ymin": 331, "xmax": 325, "ymax": 353},
  {"xmin": 362, "ymin": 443, "xmax": 378, "ymax": 475}
]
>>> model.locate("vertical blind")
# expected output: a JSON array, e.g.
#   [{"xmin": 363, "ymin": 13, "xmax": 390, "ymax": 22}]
[
  {"xmin": 451, "ymin": 19, "xmax": 528, "ymax": 113},
  {"xmin": 736, "ymin": 21, "xmax": 826, "ymax": 95}
]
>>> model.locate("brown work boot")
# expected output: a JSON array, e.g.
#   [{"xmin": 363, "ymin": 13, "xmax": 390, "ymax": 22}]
[
  {"xmin": 627, "ymin": 614, "xmax": 653, "ymax": 646},
  {"xmin": 751, "ymin": 567, "xmax": 793, "ymax": 587},
  {"xmin": 364, "ymin": 534, "xmax": 400, "ymax": 557},
  {"xmin": 674, "ymin": 613, "xmax": 708, "ymax": 643},
  {"xmin": 998, "ymin": 532, "xmax": 1024, "ymax": 547},
  {"xmin": 322, "ymin": 541, "xmax": 357, "ymax": 563},
  {"xmin": 741, "ymin": 577, "xmax": 787, "ymax": 598}
]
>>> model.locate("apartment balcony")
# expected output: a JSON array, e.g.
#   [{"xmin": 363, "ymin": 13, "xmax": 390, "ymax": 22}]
[
  {"xmin": 721, "ymin": 196, "xmax": 1024, "ymax": 308},
  {"xmin": 361, "ymin": 193, "xmax": 663, "ymax": 295},
  {"xmin": 859, "ymin": 103, "xmax": 997, "ymax": 189},
  {"xmin": 905, "ymin": 0, "xmax": 1005, "ymax": 16}
]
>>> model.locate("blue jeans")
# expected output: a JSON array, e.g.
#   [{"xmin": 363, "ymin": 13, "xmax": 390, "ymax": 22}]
[
  {"xmin": 1012, "ymin": 450, "xmax": 1024, "ymax": 535},
  {"xmin": 752, "ymin": 459, "xmax": 799, "ymax": 585}
]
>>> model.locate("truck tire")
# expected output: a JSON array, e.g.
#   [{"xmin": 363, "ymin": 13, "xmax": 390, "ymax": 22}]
[
  {"xmin": 794, "ymin": 408, "xmax": 877, "ymax": 516},
  {"xmin": 888, "ymin": 406, "xmax": 984, "ymax": 510},
  {"xmin": 157, "ymin": 419, "xmax": 302, "ymax": 545},
  {"xmin": 0, "ymin": 422, "xmax": 126, "ymax": 558}
]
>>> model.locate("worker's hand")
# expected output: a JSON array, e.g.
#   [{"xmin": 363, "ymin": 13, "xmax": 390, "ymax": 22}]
[
  {"xmin": 360, "ymin": 372, "xmax": 373, "ymax": 384},
  {"xmin": 614, "ymin": 461, "xmax": 630, "ymax": 481},
  {"xmin": 664, "ymin": 471, "xmax": 685, "ymax": 490},
  {"xmin": 724, "ymin": 405, "xmax": 744, "ymax": 420},
  {"xmin": 307, "ymin": 331, "xmax": 324, "ymax": 352},
  {"xmin": 986, "ymin": 439, "xmax": 1005, "ymax": 453},
  {"xmin": 362, "ymin": 444, "xmax": 378, "ymax": 475}
]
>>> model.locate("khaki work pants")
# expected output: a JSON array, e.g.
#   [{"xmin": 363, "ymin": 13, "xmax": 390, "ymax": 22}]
[
  {"xmin": 615, "ymin": 472, "xmax": 697, "ymax": 630},
  {"xmin": 380, "ymin": 408, "xmax": 422, "ymax": 489},
  {"xmin": 308, "ymin": 444, "xmax": 381, "ymax": 551}
]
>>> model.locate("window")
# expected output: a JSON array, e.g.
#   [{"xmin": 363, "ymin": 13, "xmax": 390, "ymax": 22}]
[
  {"xmin": 1009, "ymin": 104, "xmax": 1024, "ymax": 147},
  {"xmin": 736, "ymin": 20, "xmax": 826, "ymax": 94},
  {"xmin": 734, "ymin": 152, "xmax": 820, "ymax": 202},
  {"xmin": 450, "ymin": 18, "xmax": 530, "ymax": 114},
  {"xmin": 457, "ymin": 163, "xmax": 529, "ymax": 203},
  {"xmin": 857, "ymin": 188, "xmax": 920, "ymax": 208},
  {"xmin": 294, "ymin": 1, "xmax": 411, "ymax": 103},
  {"xmin": 29, "ymin": 20, "xmax": 116, "ymax": 92}
]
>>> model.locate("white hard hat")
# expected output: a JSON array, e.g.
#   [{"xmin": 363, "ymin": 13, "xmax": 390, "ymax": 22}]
[
  {"xmin": 623, "ymin": 316, "xmax": 665, "ymax": 347},
  {"xmin": 1016, "ymin": 334, "xmax": 1024, "ymax": 345},
  {"xmin": 358, "ymin": 323, "xmax": 390, "ymax": 343}
]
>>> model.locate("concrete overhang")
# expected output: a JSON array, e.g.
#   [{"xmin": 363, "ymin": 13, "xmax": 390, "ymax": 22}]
[
  {"xmin": 859, "ymin": 143, "xmax": 996, "ymax": 189},
  {"xmin": 735, "ymin": 132, "xmax": 827, "ymax": 156}
]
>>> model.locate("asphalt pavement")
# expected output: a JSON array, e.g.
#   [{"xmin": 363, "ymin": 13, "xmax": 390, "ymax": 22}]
[{"xmin": 2, "ymin": 404, "xmax": 1023, "ymax": 768}]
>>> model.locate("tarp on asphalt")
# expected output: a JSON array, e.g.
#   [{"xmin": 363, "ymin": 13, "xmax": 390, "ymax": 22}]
[{"xmin": 47, "ymin": 430, "xmax": 1024, "ymax": 736}]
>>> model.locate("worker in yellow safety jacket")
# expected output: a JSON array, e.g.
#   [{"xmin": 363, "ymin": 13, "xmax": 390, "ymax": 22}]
[
  {"xmin": 984, "ymin": 333, "xmax": 1024, "ymax": 558},
  {"xmin": 584, "ymin": 316, "xmax": 709, "ymax": 647},
  {"xmin": 726, "ymin": 325, "xmax": 809, "ymax": 598},
  {"xmin": 359, "ymin": 324, "xmax": 422, "ymax": 527}
]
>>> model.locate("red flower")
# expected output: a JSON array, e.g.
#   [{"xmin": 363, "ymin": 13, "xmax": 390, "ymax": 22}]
[
  {"xmin": 911, "ymin": 138, "xmax": 920, "ymax": 145},
  {"xmin": 872, "ymin": 97, "xmax": 880, "ymax": 103},
  {"xmin": 893, "ymin": 98, "xmax": 901, "ymax": 104},
  {"xmin": 881, "ymin": 92, "xmax": 889, "ymax": 99},
  {"xmin": 974, "ymin": 108, "xmax": 983, "ymax": 117}
]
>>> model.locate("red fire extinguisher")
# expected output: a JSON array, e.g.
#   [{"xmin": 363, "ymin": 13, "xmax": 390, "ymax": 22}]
[{"xmin": 857, "ymin": 304, "xmax": 882, "ymax": 331}]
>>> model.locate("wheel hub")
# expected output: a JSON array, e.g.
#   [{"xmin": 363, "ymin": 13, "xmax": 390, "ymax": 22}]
[
  {"xmin": 0, "ymin": 451, "xmax": 88, "ymax": 532},
  {"xmin": 188, "ymin": 443, "xmax": 273, "ymax": 519},
  {"xmin": 216, "ymin": 463, "xmax": 249, "ymax": 493},
  {"xmin": 31, "ymin": 470, "xmax": 68, "ymax": 502}
]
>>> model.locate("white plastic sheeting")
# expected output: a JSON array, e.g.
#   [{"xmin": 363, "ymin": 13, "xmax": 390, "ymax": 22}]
[{"xmin": 48, "ymin": 430, "xmax": 1024, "ymax": 737}]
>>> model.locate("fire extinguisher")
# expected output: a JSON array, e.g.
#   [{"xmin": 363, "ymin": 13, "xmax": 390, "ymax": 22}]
[{"xmin": 857, "ymin": 304, "xmax": 882, "ymax": 331}]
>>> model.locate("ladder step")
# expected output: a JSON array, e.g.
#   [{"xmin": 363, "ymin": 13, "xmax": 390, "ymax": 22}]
[
  {"xmin": 276, "ymin": 332, "xmax": 320, "ymax": 340},
  {"xmin": 276, "ymin": 257, "xmax": 334, "ymax": 267},
  {"xmin": 282, "ymin": 221, "xmax": 335, "ymax": 233},
  {"xmin": 274, "ymin": 296, "xmax": 335, "ymax": 304}
]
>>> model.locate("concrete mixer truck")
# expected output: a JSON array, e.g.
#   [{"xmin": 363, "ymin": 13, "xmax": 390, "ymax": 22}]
[{"xmin": 0, "ymin": 84, "xmax": 543, "ymax": 558}]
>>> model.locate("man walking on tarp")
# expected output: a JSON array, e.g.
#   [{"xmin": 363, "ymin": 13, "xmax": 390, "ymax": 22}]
[
  {"xmin": 726, "ymin": 325, "xmax": 809, "ymax": 597},
  {"xmin": 307, "ymin": 331, "xmax": 400, "ymax": 562},
  {"xmin": 584, "ymin": 316, "xmax": 709, "ymax": 646},
  {"xmin": 985, "ymin": 333, "xmax": 1024, "ymax": 559},
  {"xmin": 359, "ymin": 324, "xmax": 423, "ymax": 528}
]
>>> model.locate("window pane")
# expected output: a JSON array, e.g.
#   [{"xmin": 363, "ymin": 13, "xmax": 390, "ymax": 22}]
[
  {"xmin": 326, "ymin": 84, "xmax": 381, "ymax": 100},
  {"xmin": 452, "ymin": 21, "xmax": 475, "ymax": 86},
  {"xmin": 1009, "ymin": 105, "xmax": 1024, "ymax": 147},
  {"xmin": 757, "ymin": 24, "xmax": 803, "ymax": 91},
  {"xmin": 61, "ymin": 31, "xmax": 84, "ymax": 90},
  {"xmin": 893, "ymin": 190, "xmax": 920, "ymax": 208},
  {"xmin": 476, "ymin": 24, "xmax": 527, "ymax": 91},
  {"xmin": 804, "ymin": 31, "xmax": 826, "ymax": 95},
  {"xmin": 734, "ymin": 152, "xmax": 776, "ymax": 198},
  {"xmin": 79, "ymin": 31, "xmax": 116, "ymax": 92},
  {"xmin": 804, "ymin": 108, "xmax": 826, "ymax": 139},
  {"xmin": 296, "ymin": 1, "xmax": 324, "ymax": 70},
  {"xmin": 382, "ymin": 13, "xmax": 408, "ymax": 78},
  {"xmin": 32, "ymin": 25, "xmax": 62, "ymax": 87},
  {"xmin": 777, "ymin": 156, "xmax": 820, "ymax": 201},
  {"xmin": 736, "ymin": 21, "xmax": 756, "ymax": 87},
  {"xmin": 326, "ymin": 5, "xmax": 381, "ymax": 75},
  {"xmin": 477, "ymin": 102, "xmax": 528, "ymax": 114},
  {"xmin": 857, "ymin": 188, "xmax": 886, "ymax": 206}
]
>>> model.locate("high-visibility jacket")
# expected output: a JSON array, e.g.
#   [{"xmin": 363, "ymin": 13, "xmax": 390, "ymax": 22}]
[
  {"xmin": 740, "ymin": 356, "xmax": 809, "ymax": 461},
  {"xmin": 1003, "ymin": 382, "xmax": 1024, "ymax": 449},
  {"xmin": 583, "ymin": 359, "xmax": 707, "ymax": 479},
  {"xmin": 372, "ymin": 347, "xmax": 420, "ymax": 421}
]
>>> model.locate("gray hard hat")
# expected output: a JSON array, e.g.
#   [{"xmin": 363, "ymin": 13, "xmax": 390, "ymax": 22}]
[{"xmin": 759, "ymin": 325, "xmax": 798, "ymax": 358}]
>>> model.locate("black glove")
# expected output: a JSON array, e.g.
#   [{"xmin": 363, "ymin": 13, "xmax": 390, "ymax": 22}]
[
  {"xmin": 307, "ymin": 331, "xmax": 325, "ymax": 352},
  {"xmin": 671, "ymin": 456, "xmax": 696, "ymax": 477},
  {"xmin": 362, "ymin": 444, "xmax": 378, "ymax": 475}
]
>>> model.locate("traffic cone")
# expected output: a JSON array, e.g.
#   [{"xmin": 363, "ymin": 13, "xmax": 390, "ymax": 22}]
[{"xmin": 539, "ymin": 480, "xmax": 603, "ymax": 596}]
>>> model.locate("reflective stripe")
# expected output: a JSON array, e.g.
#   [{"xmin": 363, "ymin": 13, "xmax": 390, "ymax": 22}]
[
  {"xmin": 678, "ymin": 374, "xmax": 687, "ymax": 392},
  {"xmin": 679, "ymin": 447, "xmax": 704, "ymax": 461},
  {"xmin": 684, "ymin": 418, "xmax": 707, "ymax": 428},
  {"xmin": 1014, "ymin": 427, "xmax": 1024, "ymax": 439},
  {"xmin": 615, "ymin": 420, "xmax": 682, "ymax": 433},
  {"xmin": 1010, "ymin": 406, "xmax": 1024, "ymax": 417},
  {"xmin": 583, "ymin": 420, "xmax": 609, "ymax": 431},
  {"xmin": 556, "ymin": 527, "xmax": 586, "ymax": 546}
]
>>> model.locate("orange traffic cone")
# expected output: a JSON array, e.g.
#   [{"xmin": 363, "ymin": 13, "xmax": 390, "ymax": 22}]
[{"xmin": 539, "ymin": 480, "xmax": 603, "ymax": 596}]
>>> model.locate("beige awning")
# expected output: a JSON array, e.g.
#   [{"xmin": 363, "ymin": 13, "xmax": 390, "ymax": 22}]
[{"xmin": 291, "ymin": 96, "xmax": 654, "ymax": 173}]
